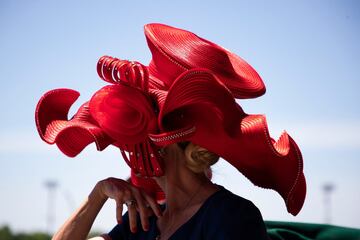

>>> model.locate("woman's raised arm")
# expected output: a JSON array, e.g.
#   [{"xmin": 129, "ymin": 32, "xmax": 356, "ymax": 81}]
[{"xmin": 52, "ymin": 178, "xmax": 162, "ymax": 240}]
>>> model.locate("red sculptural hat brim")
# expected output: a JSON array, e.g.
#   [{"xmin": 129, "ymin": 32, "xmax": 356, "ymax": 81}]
[{"xmin": 145, "ymin": 23, "xmax": 266, "ymax": 99}]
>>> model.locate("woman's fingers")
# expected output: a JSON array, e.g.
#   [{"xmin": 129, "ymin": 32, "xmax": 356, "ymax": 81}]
[
  {"xmin": 126, "ymin": 199, "xmax": 138, "ymax": 233},
  {"xmin": 99, "ymin": 177, "xmax": 160, "ymax": 233},
  {"xmin": 116, "ymin": 200, "xmax": 123, "ymax": 224},
  {"xmin": 142, "ymin": 192, "xmax": 162, "ymax": 218},
  {"xmin": 131, "ymin": 189, "xmax": 150, "ymax": 231}
]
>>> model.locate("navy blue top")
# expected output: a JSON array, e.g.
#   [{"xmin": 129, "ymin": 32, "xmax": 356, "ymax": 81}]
[{"xmin": 108, "ymin": 186, "xmax": 269, "ymax": 240}]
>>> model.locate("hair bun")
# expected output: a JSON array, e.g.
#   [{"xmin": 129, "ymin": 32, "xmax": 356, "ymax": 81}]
[{"xmin": 184, "ymin": 143, "xmax": 219, "ymax": 173}]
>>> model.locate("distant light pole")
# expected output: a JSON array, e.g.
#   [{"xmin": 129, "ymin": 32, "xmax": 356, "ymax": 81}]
[
  {"xmin": 44, "ymin": 180, "xmax": 58, "ymax": 234},
  {"xmin": 61, "ymin": 189, "xmax": 76, "ymax": 214},
  {"xmin": 322, "ymin": 183, "xmax": 335, "ymax": 224}
]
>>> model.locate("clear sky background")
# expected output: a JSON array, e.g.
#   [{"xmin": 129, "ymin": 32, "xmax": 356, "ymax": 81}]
[{"xmin": 0, "ymin": 0, "xmax": 359, "ymax": 234}]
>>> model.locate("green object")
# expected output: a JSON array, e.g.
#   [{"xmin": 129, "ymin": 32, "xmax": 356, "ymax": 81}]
[{"xmin": 266, "ymin": 221, "xmax": 360, "ymax": 240}]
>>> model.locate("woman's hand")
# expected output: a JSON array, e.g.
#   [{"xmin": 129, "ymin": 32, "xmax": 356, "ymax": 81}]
[
  {"xmin": 94, "ymin": 177, "xmax": 162, "ymax": 233},
  {"xmin": 52, "ymin": 177, "xmax": 161, "ymax": 240}
]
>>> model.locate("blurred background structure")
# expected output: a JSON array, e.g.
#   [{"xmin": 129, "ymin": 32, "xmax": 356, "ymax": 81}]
[
  {"xmin": 44, "ymin": 180, "xmax": 58, "ymax": 234},
  {"xmin": 323, "ymin": 183, "xmax": 335, "ymax": 224},
  {"xmin": 0, "ymin": 0, "xmax": 359, "ymax": 235}
]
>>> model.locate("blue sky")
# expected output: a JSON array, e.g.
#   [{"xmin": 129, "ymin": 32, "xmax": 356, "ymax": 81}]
[{"xmin": 0, "ymin": 0, "xmax": 359, "ymax": 233}]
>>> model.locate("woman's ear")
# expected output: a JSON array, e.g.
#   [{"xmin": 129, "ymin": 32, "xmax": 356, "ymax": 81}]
[
  {"xmin": 184, "ymin": 142, "xmax": 195, "ymax": 162},
  {"xmin": 184, "ymin": 143, "xmax": 207, "ymax": 162}
]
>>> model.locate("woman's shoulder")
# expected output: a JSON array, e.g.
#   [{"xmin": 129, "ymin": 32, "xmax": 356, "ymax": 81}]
[
  {"xmin": 205, "ymin": 185, "xmax": 261, "ymax": 215},
  {"xmin": 200, "ymin": 185, "xmax": 269, "ymax": 239}
]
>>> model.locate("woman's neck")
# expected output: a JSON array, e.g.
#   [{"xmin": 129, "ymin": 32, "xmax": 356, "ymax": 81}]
[
  {"xmin": 154, "ymin": 143, "xmax": 219, "ymax": 213},
  {"xmin": 155, "ymin": 162, "xmax": 218, "ymax": 213}
]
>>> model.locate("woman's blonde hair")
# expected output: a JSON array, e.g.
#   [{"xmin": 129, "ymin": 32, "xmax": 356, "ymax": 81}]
[{"xmin": 182, "ymin": 142, "xmax": 219, "ymax": 173}]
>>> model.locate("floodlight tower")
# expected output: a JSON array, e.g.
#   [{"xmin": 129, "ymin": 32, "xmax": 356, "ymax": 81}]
[
  {"xmin": 44, "ymin": 180, "xmax": 58, "ymax": 234},
  {"xmin": 323, "ymin": 183, "xmax": 335, "ymax": 224}
]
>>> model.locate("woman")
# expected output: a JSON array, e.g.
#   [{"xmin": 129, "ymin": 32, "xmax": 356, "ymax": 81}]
[
  {"xmin": 51, "ymin": 143, "xmax": 268, "ymax": 240},
  {"xmin": 35, "ymin": 23, "xmax": 306, "ymax": 239}
]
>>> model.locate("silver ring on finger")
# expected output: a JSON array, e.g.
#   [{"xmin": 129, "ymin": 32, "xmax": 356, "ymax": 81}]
[{"xmin": 125, "ymin": 199, "xmax": 136, "ymax": 207}]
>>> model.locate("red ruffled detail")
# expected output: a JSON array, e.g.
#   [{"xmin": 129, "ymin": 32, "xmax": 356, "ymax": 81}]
[
  {"xmin": 88, "ymin": 83, "xmax": 164, "ymax": 177},
  {"xmin": 218, "ymin": 115, "xmax": 306, "ymax": 216},
  {"xmin": 155, "ymin": 69, "xmax": 306, "ymax": 215},
  {"xmin": 89, "ymin": 84, "xmax": 157, "ymax": 145},
  {"xmin": 35, "ymin": 89, "xmax": 114, "ymax": 157}
]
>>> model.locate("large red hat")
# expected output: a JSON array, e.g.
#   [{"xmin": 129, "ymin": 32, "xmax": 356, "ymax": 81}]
[{"xmin": 35, "ymin": 23, "xmax": 305, "ymax": 215}]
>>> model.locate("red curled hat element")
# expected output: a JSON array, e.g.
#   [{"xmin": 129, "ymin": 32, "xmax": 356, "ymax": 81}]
[
  {"xmin": 145, "ymin": 23, "xmax": 266, "ymax": 99},
  {"xmin": 35, "ymin": 89, "xmax": 114, "ymax": 157},
  {"xmin": 35, "ymin": 23, "xmax": 306, "ymax": 216},
  {"xmin": 97, "ymin": 56, "xmax": 153, "ymax": 92},
  {"xmin": 89, "ymin": 84, "xmax": 157, "ymax": 145}
]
